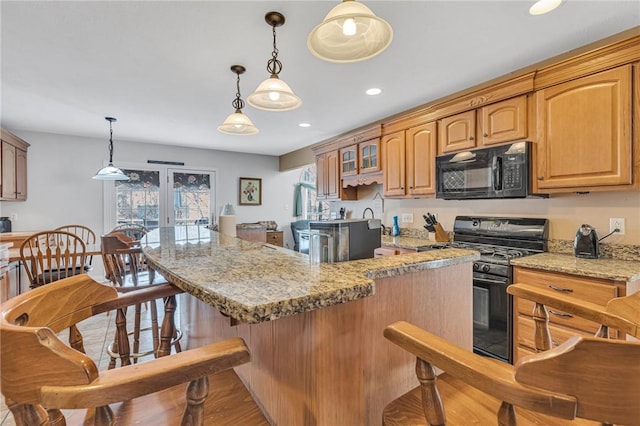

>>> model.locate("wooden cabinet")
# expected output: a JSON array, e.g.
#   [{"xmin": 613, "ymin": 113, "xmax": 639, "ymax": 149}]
[
  {"xmin": 437, "ymin": 96, "xmax": 528, "ymax": 154},
  {"xmin": 1, "ymin": 128, "xmax": 29, "ymax": 201},
  {"xmin": 535, "ymin": 65, "xmax": 633, "ymax": 192},
  {"xmin": 266, "ymin": 230, "xmax": 283, "ymax": 247},
  {"xmin": 314, "ymin": 125, "xmax": 381, "ymax": 200},
  {"xmin": 438, "ymin": 110, "xmax": 476, "ymax": 154},
  {"xmin": 316, "ymin": 150, "xmax": 340, "ymax": 200},
  {"xmin": 339, "ymin": 138, "xmax": 380, "ymax": 177},
  {"xmin": 479, "ymin": 96, "xmax": 528, "ymax": 146},
  {"xmin": 512, "ymin": 267, "xmax": 621, "ymax": 362},
  {"xmin": 383, "ymin": 122, "xmax": 437, "ymax": 198}
]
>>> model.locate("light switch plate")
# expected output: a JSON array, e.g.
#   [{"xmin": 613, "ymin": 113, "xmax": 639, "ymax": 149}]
[{"xmin": 401, "ymin": 213, "xmax": 413, "ymax": 223}]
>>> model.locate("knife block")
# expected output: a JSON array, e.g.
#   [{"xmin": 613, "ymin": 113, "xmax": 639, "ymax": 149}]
[{"xmin": 433, "ymin": 223, "xmax": 449, "ymax": 242}]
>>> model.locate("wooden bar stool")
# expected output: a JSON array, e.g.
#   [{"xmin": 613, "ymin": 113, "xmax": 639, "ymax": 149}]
[
  {"xmin": 382, "ymin": 288, "xmax": 640, "ymax": 425},
  {"xmin": 101, "ymin": 232, "xmax": 182, "ymax": 368},
  {"xmin": 0, "ymin": 274, "xmax": 251, "ymax": 426}
]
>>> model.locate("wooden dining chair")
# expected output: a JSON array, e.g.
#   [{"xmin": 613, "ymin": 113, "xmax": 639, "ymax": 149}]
[
  {"xmin": 55, "ymin": 224, "xmax": 97, "ymax": 272},
  {"xmin": 20, "ymin": 230, "xmax": 87, "ymax": 288},
  {"xmin": 111, "ymin": 223, "xmax": 149, "ymax": 241},
  {"xmin": 383, "ymin": 287, "xmax": 640, "ymax": 425},
  {"xmin": 101, "ymin": 232, "xmax": 181, "ymax": 368},
  {"xmin": 0, "ymin": 274, "xmax": 251, "ymax": 426},
  {"xmin": 19, "ymin": 230, "xmax": 89, "ymax": 353}
]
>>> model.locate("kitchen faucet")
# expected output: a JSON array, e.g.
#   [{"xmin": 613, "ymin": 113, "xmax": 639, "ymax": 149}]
[{"xmin": 362, "ymin": 207, "xmax": 374, "ymax": 219}]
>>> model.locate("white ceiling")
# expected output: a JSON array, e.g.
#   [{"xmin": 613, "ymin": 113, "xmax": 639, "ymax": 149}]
[{"xmin": 2, "ymin": 1, "xmax": 639, "ymax": 157}]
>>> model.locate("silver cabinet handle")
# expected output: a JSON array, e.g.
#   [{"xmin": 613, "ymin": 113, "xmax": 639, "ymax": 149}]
[
  {"xmin": 549, "ymin": 309, "xmax": 573, "ymax": 318},
  {"xmin": 548, "ymin": 284, "xmax": 573, "ymax": 293}
]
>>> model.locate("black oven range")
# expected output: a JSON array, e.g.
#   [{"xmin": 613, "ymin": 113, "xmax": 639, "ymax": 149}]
[{"xmin": 418, "ymin": 215, "xmax": 548, "ymax": 364}]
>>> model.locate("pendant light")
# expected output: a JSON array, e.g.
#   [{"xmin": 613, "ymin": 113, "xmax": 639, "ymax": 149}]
[
  {"xmin": 247, "ymin": 11, "xmax": 301, "ymax": 112},
  {"xmin": 92, "ymin": 117, "xmax": 129, "ymax": 181},
  {"xmin": 218, "ymin": 65, "xmax": 259, "ymax": 136},
  {"xmin": 307, "ymin": 0, "xmax": 393, "ymax": 63}
]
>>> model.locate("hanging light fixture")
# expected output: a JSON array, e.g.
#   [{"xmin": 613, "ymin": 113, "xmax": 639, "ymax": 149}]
[
  {"xmin": 307, "ymin": 0, "xmax": 393, "ymax": 63},
  {"xmin": 247, "ymin": 11, "xmax": 301, "ymax": 112},
  {"xmin": 92, "ymin": 117, "xmax": 129, "ymax": 181},
  {"xmin": 218, "ymin": 65, "xmax": 259, "ymax": 135}
]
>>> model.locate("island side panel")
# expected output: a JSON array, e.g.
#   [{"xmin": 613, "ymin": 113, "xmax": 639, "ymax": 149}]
[
  {"xmin": 180, "ymin": 262, "xmax": 473, "ymax": 426},
  {"xmin": 314, "ymin": 262, "xmax": 473, "ymax": 426}
]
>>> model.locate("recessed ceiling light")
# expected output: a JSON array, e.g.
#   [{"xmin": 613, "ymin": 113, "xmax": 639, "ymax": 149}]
[
  {"xmin": 529, "ymin": 0, "xmax": 563, "ymax": 15},
  {"xmin": 299, "ymin": 122, "xmax": 311, "ymax": 128},
  {"xmin": 366, "ymin": 88, "xmax": 382, "ymax": 96}
]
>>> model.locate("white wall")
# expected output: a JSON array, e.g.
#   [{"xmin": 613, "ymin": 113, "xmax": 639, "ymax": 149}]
[{"xmin": 0, "ymin": 130, "xmax": 302, "ymax": 250}]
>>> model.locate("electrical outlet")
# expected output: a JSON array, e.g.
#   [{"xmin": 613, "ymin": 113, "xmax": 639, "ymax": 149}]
[
  {"xmin": 401, "ymin": 213, "xmax": 413, "ymax": 223},
  {"xmin": 609, "ymin": 217, "xmax": 625, "ymax": 235},
  {"xmin": 9, "ymin": 213, "xmax": 18, "ymax": 221}
]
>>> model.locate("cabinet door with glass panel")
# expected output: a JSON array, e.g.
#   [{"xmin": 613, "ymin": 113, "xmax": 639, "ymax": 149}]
[
  {"xmin": 339, "ymin": 145, "xmax": 358, "ymax": 177},
  {"xmin": 340, "ymin": 139, "xmax": 380, "ymax": 178},
  {"xmin": 358, "ymin": 139, "xmax": 380, "ymax": 174}
]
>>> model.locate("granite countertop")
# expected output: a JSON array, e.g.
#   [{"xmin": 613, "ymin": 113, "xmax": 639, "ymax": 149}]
[
  {"xmin": 381, "ymin": 235, "xmax": 446, "ymax": 250},
  {"xmin": 510, "ymin": 252, "xmax": 640, "ymax": 282},
  {"xmin": 142, "ymin": 227, "xmax": 478, "ymax": 324}
]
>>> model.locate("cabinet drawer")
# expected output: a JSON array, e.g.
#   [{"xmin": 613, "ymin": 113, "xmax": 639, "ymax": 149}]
[
  {"xmin": 518, "ymin": 315, "xmax": 589, "ymax": 351},
  {"xmin": 266, "ymin": 231, "xmax": 283, "ymax": 247},
  {"xmin": 513, "ymin": 268, "xmax": 618, "ymax": 306},
  {"xmin": 517, "ymin": 345, "xmax": 536, "ymax": 361},
  {"xmin": 517, "ymin": 298, "xmax": 603, "ymax": 335}
]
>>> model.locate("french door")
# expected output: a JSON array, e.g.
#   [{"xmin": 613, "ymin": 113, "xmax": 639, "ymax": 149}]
[{"xmin": 104, "ymin": 163, "xmax": 216, "ymax": 232}]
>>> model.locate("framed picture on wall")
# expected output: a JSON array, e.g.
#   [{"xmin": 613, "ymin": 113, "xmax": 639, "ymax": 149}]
[{"xmin": 239, "ymin": 177, "xmax": 262, "ymax": 206}]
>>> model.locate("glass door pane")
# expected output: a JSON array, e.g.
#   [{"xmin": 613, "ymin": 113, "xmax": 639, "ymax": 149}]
[
  {"xmin": 169, "ymin": 169, "xmax": 215, "ymax": 227},
  {"xmin": 115, "ymin": 169, "xmax": 161, "ymax": 231}
]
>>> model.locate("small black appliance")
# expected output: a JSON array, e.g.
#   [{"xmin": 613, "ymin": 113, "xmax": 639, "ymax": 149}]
[
  {"xmin": 574, "ymin": 224, "xmax": 599, "ymax": 259},
  {"xmin": 0, "ymin": 217, "xmax": 11, "ymax": 233}
]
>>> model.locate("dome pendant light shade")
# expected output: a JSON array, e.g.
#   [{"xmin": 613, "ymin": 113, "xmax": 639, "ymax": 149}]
[
  {"xmin": 218, "ymin": 65, "xmax": 259, "ymax": 136},
  {"xmin": 247, "ymin": 11, "xmax": 301, "ymax": 112},
  {"xmin": 307, "ymin": 0, "xmax": 393, "ymax": 63},
  {"xmin": 92, "ymin": 117, "xmax": 129, "ymax": 181}
]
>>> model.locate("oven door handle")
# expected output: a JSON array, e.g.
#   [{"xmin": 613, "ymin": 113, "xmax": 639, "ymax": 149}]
[{"xmin": 474, "ymin": 275, "xmax": 508, "ymax": 286}]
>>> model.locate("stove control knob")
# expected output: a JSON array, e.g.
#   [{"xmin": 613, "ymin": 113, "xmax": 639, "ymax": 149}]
[
  {"xmin": 481, "ymin": 264, "xmax": 490, "ymax": 273},
  {"xmin": 473, "ymin": 263, "xmax": 480, "ymax": 271}
]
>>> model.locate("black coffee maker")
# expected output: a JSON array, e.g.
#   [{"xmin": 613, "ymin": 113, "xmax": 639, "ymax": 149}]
[{"xmin": 574, "ymin": 224, "xmax": 599, "ymax": 259}]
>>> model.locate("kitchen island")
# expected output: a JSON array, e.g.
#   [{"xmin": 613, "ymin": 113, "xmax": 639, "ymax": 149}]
[{"xmin": 143, "ymin": 226, "xmax": 479, "ymax": 425}]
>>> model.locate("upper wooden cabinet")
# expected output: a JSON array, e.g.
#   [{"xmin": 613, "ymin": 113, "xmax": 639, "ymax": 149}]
[
  {"xmin": 339, "ymin": 138, "xmax": 381, "ymax": 178},
  {"xmin": 438, "ymin": 110, "xmax": 476, "ymax": 154},
  {"xmin": 313, "ymin": 125, "xmax": 381, "ymax": 200},
  {"xmin": 316, "ymin": 150, "xmax": 341, "ymax": 200},
  {"xmin": 1, "ymin": 128, "xmax": 29, "ymax": 201},
  {"xmin": 383, "ymin": 122, "xmax": 437, "ymax": 198},
  {"xmin": 479, "ymin": 96, "xmax": 528, "ymax": 146},
  {"xmin": 438, "ymin": 96, "xmax": 528, "ymax": 154},
  {"xmin": 535, "ymin": 65, "xmax": 633, "ymax": 191}
]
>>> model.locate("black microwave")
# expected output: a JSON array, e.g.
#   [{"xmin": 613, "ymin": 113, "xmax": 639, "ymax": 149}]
[{"xmin": 436, "ymin": 141, "xmax": 537, "ymax": 200}]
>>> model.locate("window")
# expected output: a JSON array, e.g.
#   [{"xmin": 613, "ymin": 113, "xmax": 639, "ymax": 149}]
[{"xmin": 296, "ymin": 165, "xmax": 328, "ymax": 221}]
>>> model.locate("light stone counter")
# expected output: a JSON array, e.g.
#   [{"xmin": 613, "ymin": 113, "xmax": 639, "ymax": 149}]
[
  {"xmin": 143, "ymin": 226, "xmax": 478, "ymax": 323},
  {"xmin": 381, "ymin": 235, "xmax": 447, "ymax": 250},
  {"xmin": 511, "ymin": 252, "xmax": 640, "ymax": 282}
]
